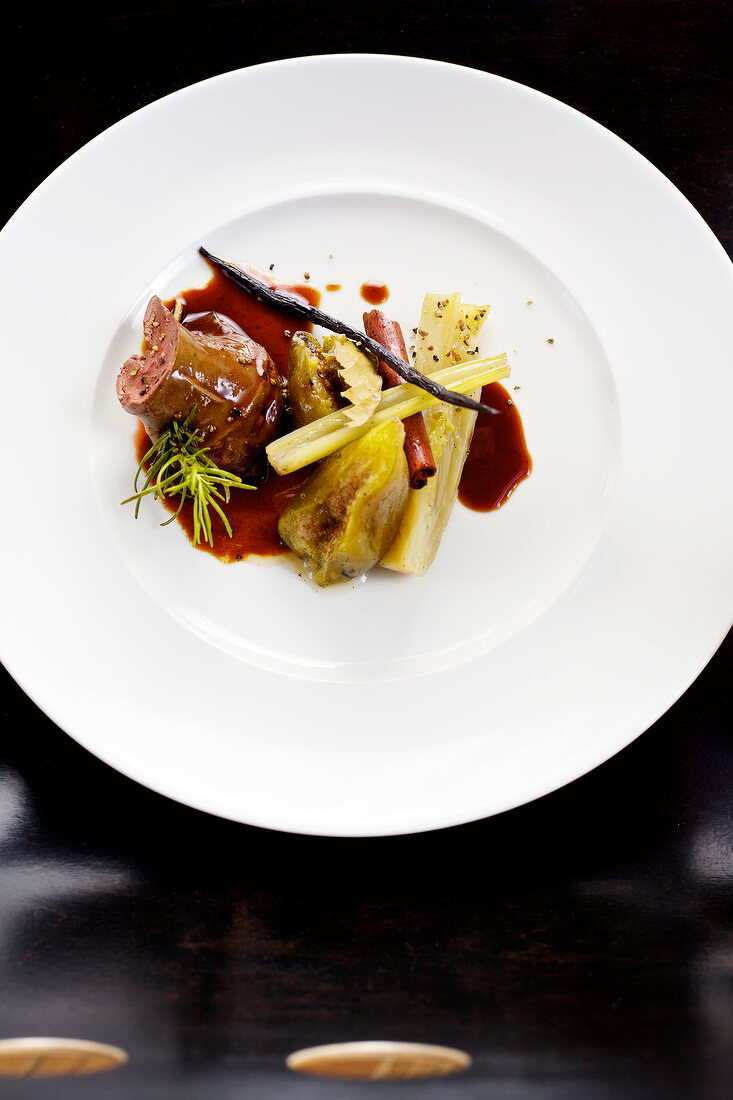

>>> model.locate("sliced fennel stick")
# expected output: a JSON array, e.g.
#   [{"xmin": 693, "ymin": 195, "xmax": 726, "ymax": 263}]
[
  {"xmin": 275, "ymin": 358, "xmax": 499, "ymax": 453},
  {"xmin": 267, "ymin": 355, "xmax": 508, "ymax": 474},
  {"xmin": 380, "ymin": 294, "xmax": 491, "ymax": 575},
  {"xmin": 436, "ymin": 305, "xmax": 487, "ymax": 557}
]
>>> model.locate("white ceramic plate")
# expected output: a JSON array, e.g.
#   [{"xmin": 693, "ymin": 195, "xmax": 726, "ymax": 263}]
[{"xmin": 1, "ymin": 56, "xmax": 731, "ymax": 836}]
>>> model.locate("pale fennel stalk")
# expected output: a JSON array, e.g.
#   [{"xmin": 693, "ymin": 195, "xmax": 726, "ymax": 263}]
[
  {"xmin": 379, "ymin": 293, "xmax": 493, "ymax": 575},
  {"xmin": 266, "ymin": 355, "xmax": 508, "ymax": 475}
]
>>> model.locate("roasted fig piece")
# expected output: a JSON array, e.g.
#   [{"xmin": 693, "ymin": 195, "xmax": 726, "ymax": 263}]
[
  {"xmin": 117, "ymin": 296, "xmax": 284, "ymax": 475},
  {"xmin": 278, "ymin": 419, "xmax": 409, "ymax": 585},
  {"xmin": 287, "ymin": 332, "xmax": 345, "ymax": 427}
]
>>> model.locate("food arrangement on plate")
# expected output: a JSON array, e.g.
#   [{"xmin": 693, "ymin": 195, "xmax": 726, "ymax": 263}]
[
  {"xmin": 3, "ymin": 51, "xmax": 730, "ymax": 834},
  {"xmin": 117, "ymin": 249, "xmax": 531, "ymax": 585}
]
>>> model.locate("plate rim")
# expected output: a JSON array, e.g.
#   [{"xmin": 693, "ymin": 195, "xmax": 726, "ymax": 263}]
[{"xmin": 1, "ymin": 54, "xmax": 731, "ymax": 836}]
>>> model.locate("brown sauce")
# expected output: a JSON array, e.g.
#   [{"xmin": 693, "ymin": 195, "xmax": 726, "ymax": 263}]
[
  {"xmin": 134, "ymin": 421, "xmax": 310, "ymax": 559},
  {"xmin": 166, "ymin": 267, "xmax": 319, "ymax": 377},
  {"xmin": 458, "ymin": 383, "xmax": 532, "ymax": 511},
  {"xmin": 325, "ymin": 283, "xmax": 342, "ymax": 292},
  {"xmin": 360, "ymin": 280, "xmax": 389, "ymax": 305}
]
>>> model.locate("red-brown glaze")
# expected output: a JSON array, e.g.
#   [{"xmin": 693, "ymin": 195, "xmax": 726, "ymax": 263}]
[
  {"xmin": 458, "ymin": 383, "xmax": 532, "ymax": 511},
  {"xmin": 166, "ymin": 268, "xmax": 320, "ymax": 378},
  {"xmin": 134, "ymin": 421, "xmax": 310, "ymax": 559},
  {"xmin": 360, "ymin": 281, "xmax": 389, "ymax": 305}
]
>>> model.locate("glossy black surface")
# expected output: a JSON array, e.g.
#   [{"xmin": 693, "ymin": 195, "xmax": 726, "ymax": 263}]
[{"xmin": 2, "ymin": 2, "xmax": 732, "ymax": 1096}]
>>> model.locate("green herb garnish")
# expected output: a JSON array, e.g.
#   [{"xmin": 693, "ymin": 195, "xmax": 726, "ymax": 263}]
[{"xmin": 122, "ymin": 409, "xmax": 253, "ymax": 546}]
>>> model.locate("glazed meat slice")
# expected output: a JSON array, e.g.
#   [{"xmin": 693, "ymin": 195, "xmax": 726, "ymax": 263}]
[{"xmin": 117, "ymin": 296, "xmax": 284, "ymax": 475}]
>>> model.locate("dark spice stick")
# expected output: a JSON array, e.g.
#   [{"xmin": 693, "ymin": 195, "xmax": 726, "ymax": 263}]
[
  {"xmin": 198, "ymin": 248, "xmax": 497, "ymax": 416},
  {"xmin": 363, "ymin": 309, "xmax": 436, "ymax": 489}
]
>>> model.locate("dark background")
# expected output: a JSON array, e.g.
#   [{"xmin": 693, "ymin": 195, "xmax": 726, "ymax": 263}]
[{"xmin": 1, "ymin": 2, "xmax": 731, "ymax": 1097}]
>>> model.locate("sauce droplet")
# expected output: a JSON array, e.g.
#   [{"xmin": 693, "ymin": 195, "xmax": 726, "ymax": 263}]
[
  {"xmin": 325, "ymin": 283, "xmax": 342, "ymax": 292},
  {"xmin": 458, "ymin": 382, "xmax": 532, "ymax": 511},
  {"xmin": 360, "ymin": 281, "xmax": 389, "ymax": 305}
]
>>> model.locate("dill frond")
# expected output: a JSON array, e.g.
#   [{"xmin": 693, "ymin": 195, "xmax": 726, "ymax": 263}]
[{"xmin": 121, "ymin": 409, "xmax": 253, "ymax": 546}]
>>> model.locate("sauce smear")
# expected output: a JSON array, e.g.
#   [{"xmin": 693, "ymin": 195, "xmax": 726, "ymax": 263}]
[
  {"xmin": 134, "ymin": 421, "xmax": 310, "ymax": 559},
  {"xmin": 458, "ymin": 383, "xmax": 532, "ymax": 510},
  {"xmin": 360, "ymin": 280, "xmax": 389, "ymax": 305},
  {"xmin": 168, "ymin": 267, "xmax": 319, "ymax": 377}
]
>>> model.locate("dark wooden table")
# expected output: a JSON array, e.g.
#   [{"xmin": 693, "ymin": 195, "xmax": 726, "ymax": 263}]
[{"xmin": 2, "ymin": 3, "xmax": 731, "ymax": 1097}]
